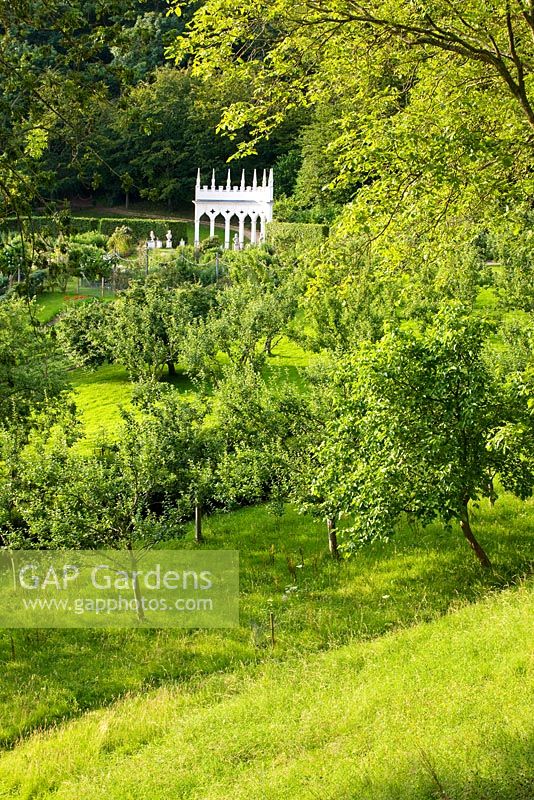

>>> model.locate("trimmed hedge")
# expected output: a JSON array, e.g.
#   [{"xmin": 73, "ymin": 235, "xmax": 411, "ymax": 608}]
[
  {"xmin": 266, "ymin": 221, "xmax": 329, "ymax": 251},
  {"xmin": 6, "ymin": 216, "xmax": 99, "ymax": 235},
  {"xmin": 97, "ymin": 217, "xmax": 188, "ymax": 243},
  {"xmin": 3, "ymin": 216, "xmax": 189, "ymax": 243}
]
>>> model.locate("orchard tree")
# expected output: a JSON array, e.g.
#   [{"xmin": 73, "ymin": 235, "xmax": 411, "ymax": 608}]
[
  {"xmin": 0, "ymin": 296, "xmax": 71, "ymax": 544},
  {"xmin": 212, "ymin": 366, "xmax": 312, "ymax": 512},
  {"xmin": 0, "ymin": 298, "xmax": 69, "ymax": 430},
  {"xmin": 112, "ymin": 282, "xmax": 215, "ymax": 381},
  {"xmin": 55, "ymin": 299, "xmax": 115, "ymax": 369},
  {"xmin": 207, "ymin": 281, "xmax": 295, "ymax": 369},
  {"xmin": 207, "ymin": 247, "xmax": 299, "ymax": 368},
  {"xmin": 490, "ymin": 212, "xmax": 534, "ymax": 312},
  {"xmin": 4, "ymin": 384, "xmax": 216, "ymax": 551},
  {"xmin": 306, "ymin": 304, "xmax": 533, "ymax": 567}
]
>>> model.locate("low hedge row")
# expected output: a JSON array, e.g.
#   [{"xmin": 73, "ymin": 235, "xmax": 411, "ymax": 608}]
[
  {"xmin": 4, "ymin": 216, "xmax": 189, "ymax": 243},
  {"xmin": 266, "ymin": 221, "xmax": 329, "ymax": 250}
]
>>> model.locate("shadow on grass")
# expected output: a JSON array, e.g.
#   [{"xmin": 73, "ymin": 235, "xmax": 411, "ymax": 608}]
[{"xmin": 0, "ymin": 498, "xmax": 531, "ymax": 749}]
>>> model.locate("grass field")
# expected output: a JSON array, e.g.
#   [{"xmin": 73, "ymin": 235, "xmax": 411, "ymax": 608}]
[
  {"xmin": 0, "ymin": 495, "xmax": 532, "ymax": 750},
  {"xmin": 0, "ymin": 567, "xmax": 531, "ymax": 799}
]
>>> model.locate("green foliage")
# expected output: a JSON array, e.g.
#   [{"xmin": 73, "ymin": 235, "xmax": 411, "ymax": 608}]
[
  {"xmin": 266, "ymin": 221, "xmax": 328, "ymax": 252},
  {"xmin": 272, "ymin": 148, "xmax": 301, "ymax": 198},
  {"xmin": 109, "ymin": 11, "xmax": 184, "ymax": 85},
  {"xmin": 490, "ymin": 212, "xmax": 534, "ymax": 312},
  {"xmin": 112, "ymin": 282, "xmax": 216, "ymax": 381},
  {"xmin": 55, "ymin": 299, "xmax": 115, "ymax": 369},
  {"xmin": 0, "ymin": 297, "xmax": 69, "ymax": 431},
  {"xmin": 66, "ymin": 242, "xmax": 108, "ymax": 281},
  {"xmin": 212, "ymin": 367, "xmax": 309, "ymax": 509},
  {"xmin": 9, "ymin": 216, "xmax": 100, "ymax": 237},
  {"xmin": 4, "ymin": 217, "xmax": 189, "ymax": 244},
  {"xmin": 301, "ymin": 227, "xmax": 484, "ymax": 351},
  {"xmin": 304, "ymin": 304, "xmax": 533, "ymax": 563},
  {"xmin": 5, "ymin": 384, "xmax": 215, "ymax": 549},
  {"xmin": 97, "ymin": 217, "xmax": 188, "ymax": 244},
  {"xmin": 70, "ymin": 231, "xmax": 108, "ymax": 248},
  {"xmin": 106, "ymin": 225, "xmax": 135, "ymax": 257}
]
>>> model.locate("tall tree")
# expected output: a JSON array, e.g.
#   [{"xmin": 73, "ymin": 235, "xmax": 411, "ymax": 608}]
[{"xmin": 304, "ymin": 304, "xmax": 533, "ymax": 566}]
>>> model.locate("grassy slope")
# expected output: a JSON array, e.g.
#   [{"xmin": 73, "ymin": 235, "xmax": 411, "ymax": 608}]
[
  {"xmin": 0, "ymin": 496, "xmax": 532, "ymax": 748},
  {"xmin": 0, "ymin": 579, "xmax": 532, "ymax": 800}
]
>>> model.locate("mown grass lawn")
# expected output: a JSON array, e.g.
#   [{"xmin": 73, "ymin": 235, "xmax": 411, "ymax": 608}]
[{"xmin": 35, "ymin": 285, "xmax": 115, "ymax": 324}]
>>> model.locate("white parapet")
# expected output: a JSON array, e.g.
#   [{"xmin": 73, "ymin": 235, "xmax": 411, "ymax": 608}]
[{"xmin": 193, "ymin": 168, "xmax": 274, "ymax": 248}]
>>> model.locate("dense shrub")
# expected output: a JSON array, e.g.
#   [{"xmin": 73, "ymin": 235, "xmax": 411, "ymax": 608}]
[
  {"xmin": 70, "ymin": 231, "xmax": 108, "ymax": 248},
  {"xmin": 27, "ymin": 216, "xmax": 99, "ymax": 236},
  {"xmin": 106, "ymin": 226, "xmax": 135, "ymax": 257},
  {"xmin": 67, "ymin": 243, "xmax": 108, "ymax": 281},
  {"xmin": 266, "ymin": 221, "xmax": 328, "ymax": 251}
]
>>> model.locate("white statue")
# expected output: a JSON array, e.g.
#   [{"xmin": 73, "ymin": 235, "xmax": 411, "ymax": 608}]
[
  {"xmin": 166, "ymin": 230, "xmax": 173, "ymax": 249},
  {"xmin": 179, "ymin": 238, "xmax": 185, "ymax": 247},
  {"xmin": 148, "ymin": 230, "xmax": 156, "ymax": 249},
  {"xmin": 233, "ymin": 233, "xmax": 240, "ymax": 251}
]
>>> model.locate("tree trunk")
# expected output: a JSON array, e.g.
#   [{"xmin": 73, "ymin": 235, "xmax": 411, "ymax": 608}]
[
  {"xmin": 195, "ymin": 502, "xmax": 203, "ymax": 543},
  {"xmin": 167, "ymin": 360, "xmax": 176, "ymax": 377},
  {"xmin": 327, "ymin": 517, "xmax": 340, "ymax": 559},
  {"xmin": 128, "ymin": 546, "xmax": 145, "ymax": 621},
  {"xmin": 125, "ymin": 191, "xmax": 129, "ymax": 210},
  {"xmin": 460, "ymin": 499, "xmax": 491, "ymax": 568}
]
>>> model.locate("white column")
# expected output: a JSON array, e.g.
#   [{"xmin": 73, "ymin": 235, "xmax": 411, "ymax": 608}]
[
  {"xmin": 194, "ymin": 211, "xmax": 200, "ymax": 247},
  {"xmin": 250, "ymin": 215, "xmax": 257, "ymax": 244},
  {"xmin": 260, "ymin": 215, "xmax": 266, "ymax": 242},
  {"xmin": 209, "ymin": 215, "xmax": 215, "ymax": 238},
  {"xmin": 238, "ymin": 214, "xmax": 245, "ymax": 247},
  {"xmin": 224, "ymin": 215, "xmax": 231, "ymax": 249}
]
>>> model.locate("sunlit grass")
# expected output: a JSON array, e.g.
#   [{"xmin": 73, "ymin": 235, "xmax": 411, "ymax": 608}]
[
  {"xmin": 34, "ymin": 284, "xmax": 115, "ymax": 324},
  {"xmin": 70, "ymin": 335, "xmax": 315, "ymax": 447},
  {"xmin": 0, "ymin": 577, "xmax": 531, "ymax": 799},
  {"xmin": 70, "ymin": 364, "xmax": 135, "ymax": 448},
  {"xmin": 0, "ymin": 494, "xmax": 531, "ymax": 749}
]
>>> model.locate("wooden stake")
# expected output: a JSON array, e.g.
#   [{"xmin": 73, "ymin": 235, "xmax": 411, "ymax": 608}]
[{"xmin": 269, "ymin": 612, "xmax": 275, "ymax": 648}]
